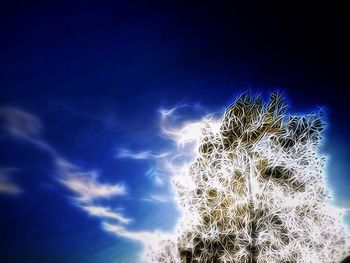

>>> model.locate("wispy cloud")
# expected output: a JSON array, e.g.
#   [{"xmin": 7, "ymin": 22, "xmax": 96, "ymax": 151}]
[
  {"xmin": 0, "ymin": 168, "xmax": 21, "ymax": 195},
  {"xmin": 141, "ymin": 194, "xmax": 169, "ymax": 203},
  {"xmin": 102, "ymin": 222, "xmax": 174, "ymax": 262},
  {"xmin": 0, "ymin": 107, "xmax": 42, "ymax": 139},
  {"xmin": 0, "ymin": 106, "xmax": 133, "ymax": 241},
  {"xmin": 159, "ymin": 104, "xmax": 210, "ymax": 148},
  {"xmin": 117, "ymin": 149, "xmax": 169, "ymax": 160},
  {"xmin": 0, "ymin": 106, "xmax": 56, "ymax": 155},
  {"xmin": 56, "ymin": 159, "xmax": 126, "ymax": 202},
  {"xmin": 116, "ymin": 104, "xmax": 212, "ymax": 187},
  {"xmin": 81, "ymin": 205, "xmax": 132, "ymax": 224},
  {"xmin": 102, "ymin": 222, "xmax": 160, "ymax": 243},
  {"xmin": 0, "ymin": 104, "xmax": 188, "ymax": 261},
  {"xmin": 116, "ymin": 149, "xmax": 171, "ymax": 185},
  {"xmin": 0, "ymin": 106, "xmax": 126, "ymax": 201}
]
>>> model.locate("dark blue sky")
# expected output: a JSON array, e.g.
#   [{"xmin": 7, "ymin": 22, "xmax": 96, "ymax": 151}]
[{"xmin": 0, "ymin": 1, "xmax": 349, "ymax": 262}]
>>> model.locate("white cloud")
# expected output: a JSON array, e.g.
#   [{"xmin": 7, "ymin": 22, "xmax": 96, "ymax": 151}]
[
  {"xmin": 0, "ymin": 107, "xmax": 56, "ymax": 155},
  {"xmin": 117, "ymin": 149, "xmax": 169, "ymax": 160},
  {"xmin": 81, "ymin": 205, "xmax": 132, "ymax": 224},
  {"xmin": 0, "ymin": 108, "xmax": 127, "ymax": 202},
  {"xmin": 142, "ymin": 194, "xmax": 169, "ymax": 203},
  {"xmin": 102, "ymin": 222, "xmax": 159, "ymax": 243},
  {"xmin": 116, "ymin": 149, "xmax": 171, "ymax": 185},
  {"xmin": 57, "ymin": 159, "xmax": 126, "ymax": 202},
  {"xmin": 117, "ymin": 150, "xmax": 153, "ymax": 160},
  {"xmin": 102, "ymin": 223, "xmax": 177, "ymax": 263},
  {"xmin": 0, "ymin": 106, "xmax": 145, "ymax": 254},
  {"xmin": 0, "ymin": 107, "xmax": 42, "ymax": 139},
  {"xmin": 0, "ymin": 168, "xmax": 21, "ymax": 195},
  {"xmin": 0, "ymin": 105, "xmax": 179, "ymax": 260}
]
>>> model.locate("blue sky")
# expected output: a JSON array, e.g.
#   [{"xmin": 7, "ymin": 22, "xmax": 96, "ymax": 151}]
[{"xmin": 0, "ymin": 1, "xmax": 349, "ymax": 262}]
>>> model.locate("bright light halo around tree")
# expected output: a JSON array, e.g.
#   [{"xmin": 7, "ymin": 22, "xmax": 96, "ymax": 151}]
[{"xmin": 145, "ymin": 93, "xmax": 350, "ymax": 263}]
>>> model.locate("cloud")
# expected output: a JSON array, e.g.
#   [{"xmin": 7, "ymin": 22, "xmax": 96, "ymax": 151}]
[
  {"xmin": 115, "ymin": 103, "xmax": 210, "ymax": 185},
  {"xmin": 81, "ymin": 205, "xmax": 132, "ymax": 224},
  {"xmin": 0, "ymin": 107, "xmax": 42, "ymax": 139},
  {"xmin": 56, "ymin": 159, "xmax": 126, "ymax": 202},
  {"xmin": 141, "ymin": 194, "xmax": 169, "ymax": 203},
  {"xmin": 115, "ymin": 104, "xmax": 211, "ymax": 188},
  {"xmin": 0, "ymin": 105, "xmax": 180, "ymax": 260},
  {"xmin": 0, "ymin": 106, "xmax": 131, "ymax": 238},
  {"xmin": 0, "ymin": 107, "xmax": 56, "ymax": 155},
  {"xmin": 117, "ymin": 149, "xmax": 169, "ymax": 160},
  {"xmin": 116, "ymin": 149, "xmax": 171, "ymax": 185},
  {"xmin": 102, "ymin": 222, "xmax": 160, "ymax": 243},
  {"xmin": 159, "ymin": 104, "xmax": 212, "ymax": 148},
  {"xmin": 0, "ymin": 168, "xmax": 21, "ymax": 195},
  {"xmin": 102, "ymin": 222, "xmax": 175, "ymax": 263}
]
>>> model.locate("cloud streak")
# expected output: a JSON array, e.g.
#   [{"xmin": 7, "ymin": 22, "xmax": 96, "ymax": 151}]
[
  {"xmin": 0, "ymin": 106, "xmax": 134, "ymax": 243},
  {"xmin": 56, "ymin": 159, "xmax": 126, "ymax": 202},
  {"xmin": 102, "ymin": 222, "xmax": 162, "ymax": 244},
  {"xmin": 141, "ymin": 194, "xmax": 169, "ymax": 203},
  {"xmin": 0, "ymin": 107, "xmax": 42, "ymax": 139},
  {"xmin": 116, "ymin": 148, "xmax": 172, "ymax": 185},
  {"xmin": 0, "ymin": 107, "xmax": 56, "ymax": 155},
  {"xmin": 81, "ymin": 205, "xmax": 132, "ymax": 224},
  {"xmin": 0, "ymin": 104, "xmax": 206, "ymax": 262},
  {"xmin": 0, "ymin": 168, "xmax": 21, "ymax": 195},
  {"xmin": 116, "ymin": 104, "xmax": 214, "ymax": 187},
  {"xmin": 117, "ymin": 149, "xmax": 169, "ymax": 160}
]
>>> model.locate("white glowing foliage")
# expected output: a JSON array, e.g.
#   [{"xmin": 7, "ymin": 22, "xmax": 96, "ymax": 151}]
[{"xmin": 145, "ymin": 94, "xmax": 350, "ymax": 263}]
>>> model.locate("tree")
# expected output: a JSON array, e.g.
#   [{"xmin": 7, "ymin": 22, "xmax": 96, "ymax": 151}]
[{"xmin": 147, "ymin": 93, "xmax": 349, "ymax": 263}]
